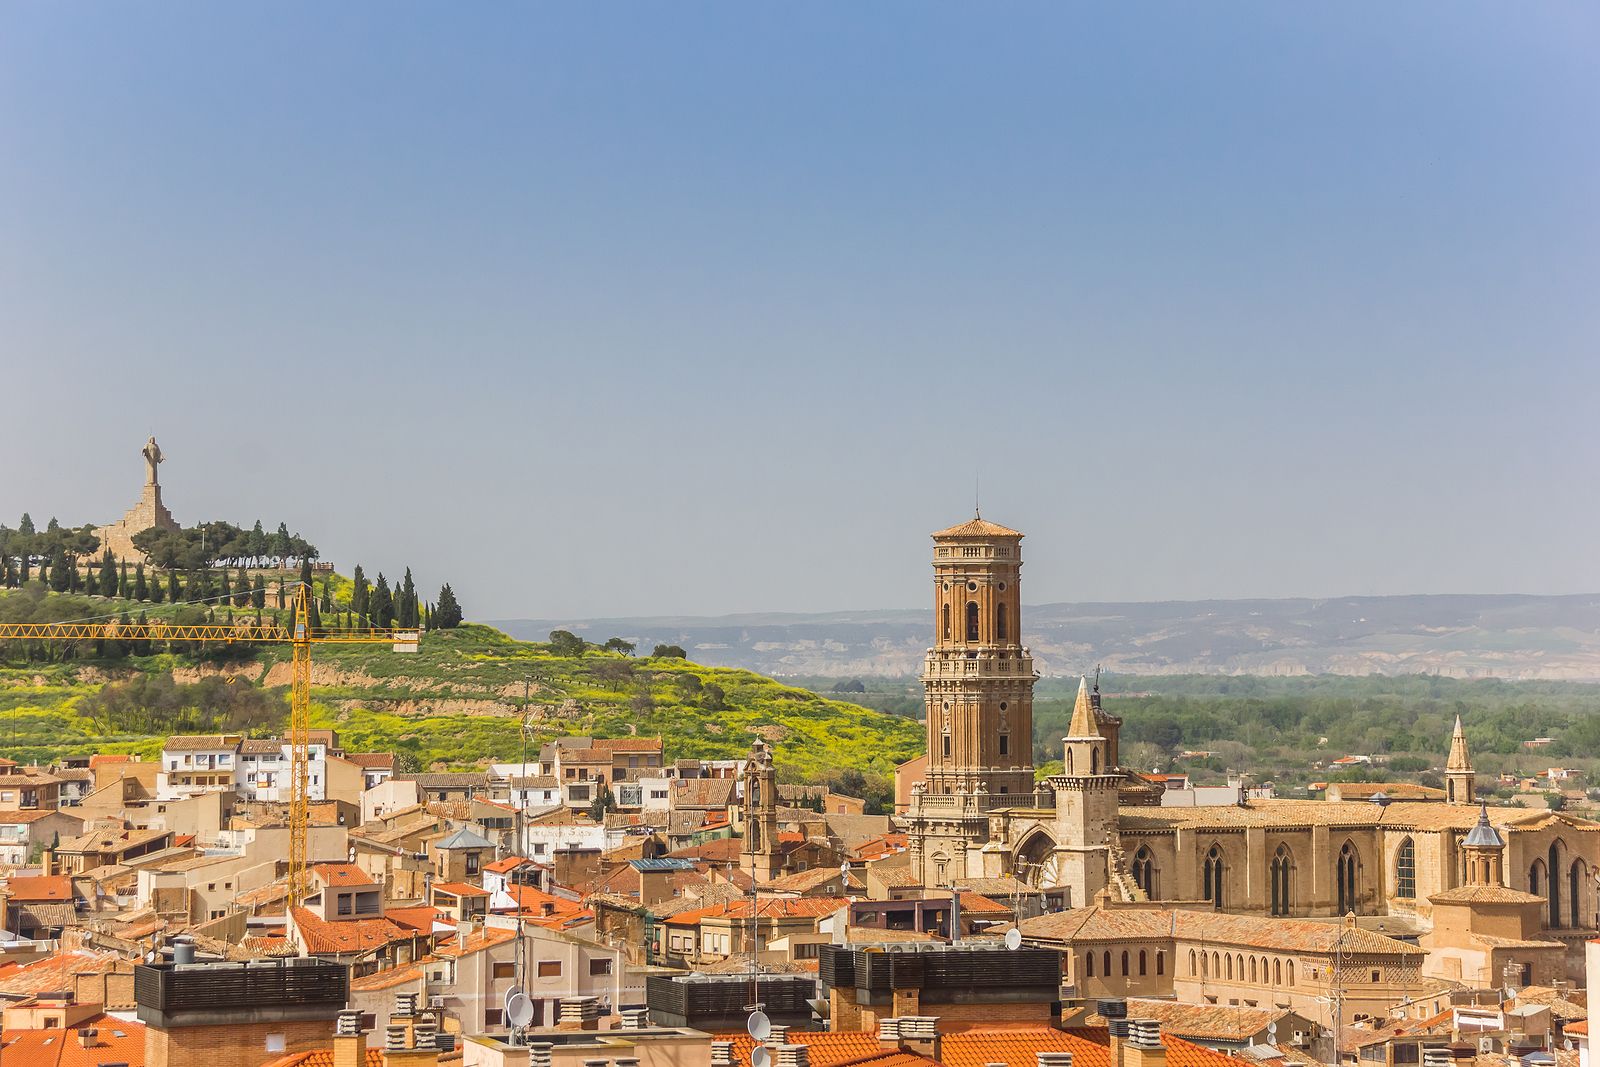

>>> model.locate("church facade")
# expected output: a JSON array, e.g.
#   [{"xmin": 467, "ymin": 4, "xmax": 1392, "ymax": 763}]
[{"xmin": 905, "ymin": 514, "xmax": 1600, "ymax": 978}]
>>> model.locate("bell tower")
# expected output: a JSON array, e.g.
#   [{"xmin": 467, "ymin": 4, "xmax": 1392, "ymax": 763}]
[
  {"xmin": 922, "ymin": 513, "xmax": 1036, "ymax": 797},
  {"xmin": 1446, "ymin": 715, "xmax": 1476, "ymax": 805}
]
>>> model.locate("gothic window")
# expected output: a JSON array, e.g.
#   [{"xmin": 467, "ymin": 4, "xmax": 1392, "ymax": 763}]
[
  {"xmin": 1091, "ymin": 749, "xmax": 1100, "ymax": 774},
  {"xmin": 1204, "ymin": 846, "xmax": 1225, "ymax": 909},
  {"xmin": 1156, "ymin": 951, "xmax": 1165, "ymax": 976},
  {"xmin": 1337, "ymin": 842, "xmax": 1361, "ymax": 915},
  {"xmin": 1571, "ymin": 860, "xmax": 1589, "ymax": 929},
  {"xmin": 1132, "ymin": 846, "xmax": 1157, "ymax": 899},
  {"xmin": 1286, "ymin": 960, "xmax": 1294, "ymax": 985},
  {"xmin": 1225, "ymin": 954, "xmax": 1233, "ymax": 980},
  {"xmin": 1066, "ymin": 750, "xmax": 1073, "ymax": 774},
  {"xmin": 1530, "ymin": 860, "xmax": 1543, "ymax": 904},
  {"xmin": 1549, "ymin": 842, "xmax": 1565, "ymax": 927},
  {"xmin": 966, "ymin": 601, "xmax": 980, "ymax": 641},
  {"xmin": 1273, "ymin": 959, "xmax": 1281, "ymax": 984},
  {"xmin": 1270, "ymin": 844, "xmax": 1292, "ymax": 917},
  {"xmin": 1395, "ymin": 838, "xmax": 1416, "ymax": 900},
  {"xmin": 1249, "ymin": 956, "xmax": 1257, "ymax": 982},
  {"xmin": 1086, "ymin": 952, "xmax": 1095, "ymax": 977},
  {"xmin": 996, "ymin": 604, "xmax": 1008, "ymax": 640},
  {"xmin": 1121, "ymin": 951, "xmax": 1129, "ymax": 976},
  {"xmin": 1139, "ymin": 949, "xmax": 1147, "ymax": 976},
  {"xmin": 943, "ymin": 604, "xmax": 951, "ymax": 641},
  {"xmin": 1103, "ymin": 951, "xmax": 1112, "ymax": 977},
  {"xmin": 1189, "ymin": 949, "xmax": 1197, "ymax": 975}
]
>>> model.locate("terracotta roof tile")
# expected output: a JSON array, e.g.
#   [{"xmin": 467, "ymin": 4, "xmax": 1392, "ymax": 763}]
[
  {"xmin": 290, "ymin": 907, "xmax": 419, "ymax": 954},
  {"xmin": 4, "ymin": 876, "xmax": 72, "ymax": 902},
  {"xmin": 716, "ymin": 1031, "xmax": 886, "ymax": 1067},
  {"xmin": 931, "ymin": 516, "xmax": 1024, "ymax": 539},
  {"xmin": 1, "ymin": 1019, "xmax": 147, "ymax": 1067}
]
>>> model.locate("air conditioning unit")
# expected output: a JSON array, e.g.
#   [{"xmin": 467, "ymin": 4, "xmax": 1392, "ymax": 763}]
[
  {"xmin": 1292, "ymin": 1031, "xmax": 1310, "ymax": 1047},
  {"xmin": 429, "ymin": 995, "xmax": 446, "ymax": 1009},
  {"xmin": 1480, "ymin": 1039, "xmax": 1495, "ymax": 1054}
]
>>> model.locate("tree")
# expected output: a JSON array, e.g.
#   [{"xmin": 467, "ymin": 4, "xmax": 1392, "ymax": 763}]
[
  {"xmin": 651, "ymin": 644, "xmax": 687, "ymax": 660},
  {"xmin": 832, "ymin": 679, "xmax": 867, "ymax": 694},
  {"xmin": 18, "ymin": 513, "xmax": 34, "ymax": 537},
  {"xmin": 49, "ymin": 546, "xmax": 71, "ymax": 592},
  {"xmin": 602, "ymin": 637, "xmax": 636, "ymax": 656},
  {"xmin": 549, "ymin": 630, "xmax": 586, "ymax": 658},
  {"xmin": 1546, "ymin": 792, "xmax": 1567, "ymax": 811},
  {"xmin": 246, "ymin": 520, "xmax": 269, "ymax": 565},
  {"xmin": 98, "ymin": 551, "xmax": 117, "ymax": 597},
  {"xmin": 149, "ymin": 570, "xmax": 164, "ymax": 603},
  {"xmin": 675, "ymin": 674, "xmax": 704, "ymax": 700},
  {"xmin": 235, "ymin": 565, "xmax": 251, "ymax": 607},
  {"xmin": 271, "ymin": 523, "xmax": 292, "ymax": 565},
  {"xmin": 167, "ymin": 571, "xmax": 181, "ymax": 603},
  {"xmin": 433, "ymin": 584, "xmax": 462, "ymax": 629},
  {"xmin": 320, "ymin": 575, "xmax": 334, "ymax": 614},
  {"xmin": 251, "ymin": 574, "xmax": 266, "ymax": 610},
  {"xmin": 589, "ymin": 786, "xmax": 615, "ymax": 821},
  {"xmin": 399, "ymin": 568, "xmax": 418, "ymax": 629},
  {"xmin": 702, "ymin": 682, "xmax": 726, "ymax": 711},
  {"xmin": 119, "ymin": 560, "xmax": 131, "ymax": 599},
  {"xmin": 371, "ymin": 574, "xmax": 394, "ymax": 628}
]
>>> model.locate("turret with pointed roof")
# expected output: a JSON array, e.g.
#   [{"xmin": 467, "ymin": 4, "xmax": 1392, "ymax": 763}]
[{"xmin": 1446, "ymin": 715, "xmax": 1476, "ymax": 805}]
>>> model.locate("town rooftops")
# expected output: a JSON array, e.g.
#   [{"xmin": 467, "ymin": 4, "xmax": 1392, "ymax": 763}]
[
  {"xmin": 57, "ymin": 827, "xmax": 171, "ymax": 854},
  {"xmin": 344, "ymin": 752, "xmax": 395, "ymax": 769},
  {"xmin": 239, "ymin": 738, "xmax": 284, "ymax": 754},
  {"xmin": 433, "ymin": 881, "xmax": 491, "ymax": 898},
  {"xmin": 1016, "ymin": 905, "xmax": 1424, "ymax": 957},
  {"xmin": 4, "ymin": 875, "xmax": 73, "ymax": 901},
  {"xmin": 0, "ymin": 809, "xmax": 75, "ymax": 824},
  {"xmin": 629, "ymin": 857, "xmax": 698, "ymax": 873},
  {"xmin": 310, "ymin": 863, "xmax": 375, "ymax": 887}
]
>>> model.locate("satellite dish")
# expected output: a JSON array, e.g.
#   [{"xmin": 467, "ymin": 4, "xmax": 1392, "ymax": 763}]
[
  {"xmin": 840, "ymin": 862, "xmax": 850, "ymax": 879},
  {"xmin": 507, "ymin": 992, "xmax": 535, "ymax": 1029},
  {"xmin": 752, "ymin": 1048, "xmax": 771, "ymax": 1067},
  {"xmin": 1004, "ymin": 928, "xmax": 1023, "ymax": 951},
  {"xmin": 748, "ymin": 1010, "xmax": 771, "ymax": 1041},
  {"xmin": 505, "ymin": 985, "xmax": 526, "ymax": 1013}
]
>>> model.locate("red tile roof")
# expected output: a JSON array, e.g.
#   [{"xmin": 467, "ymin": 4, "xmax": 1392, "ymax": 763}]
[
  {"xmin": 311, "ymin": 863, "xmax": 375, "ymax": 887},
  {"xmin": 943, "ymin": 1027, "xmax": 1237, "ymax": 1067},
  {"xmin": 433, "ymin": 881, "xmax": 490, "ymax": 898},
  {"xmin": 716, "ymin": 1031, "xmax": 886, "ymax": 1067},
  {"xmin": 290, "ymin": 907, "xmax": 419, "ymax": 955},
  {"xmin": 0, "ymin": 1019, "xmax": 147, "ymax": 1066},
  {"xmin": 5, "ymin": 876, "xmax": 72, "ymax": 902},
  {"xmin": 261, "ymin": 1048, "xmax": 387, "ymax": 1067}
]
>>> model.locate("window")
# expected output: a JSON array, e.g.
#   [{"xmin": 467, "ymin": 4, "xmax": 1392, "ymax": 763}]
[
  {"xmin": 943, "ymin": 604, "xmax": 951, "ymax": 641},
  {"xmin": 966, "ymin": 601, "xmax": 980, "ymax": 641},
  {"xmin": 485, "ymin": 1009, "xmax": 503, "ymax": 1026},
  {"xmin": 1132, "ymin": 847, "xmax": 1157, "ymax": 898},
  {"xmin": 1337, "ymin": 842, "xmax": 1360, "ymax": 915},
  {"xmin": 942, "ymin": 736, "xmax": 951, "ymax": 758},
  {"xmin": 1121, "ymin": 950, "xmax": 1129, "ymax": 976},
  {"xmin": 999, "ymin": 735, "xmax": 1009, "ymax": 757},
  {"xmin": 493, "ymin": 962, "xmax": 515, "ymax": 979},
  {"xmin": 1138, "ymin": 950, "xmax": 1147, "ymax": 976},
  {"xmin": 1549, "ymin": 842, "xmax": 1565, "ymax": 927},
  {"xmin": 466, "ymin": 853, "xmax": 480, "ymax": 875},
  {"xmin": 996, "ymin": 604, "xmax": 1008, "ymax": 641},
  {"xmin": 1270, "ymin": 845, "xmax": 1292, "ymax": 916},
  {"xmin": 1204, "ymin": 846, "xmax": 1225, "ymax": 909},
  {"xmin": 590, "ymin": 958, "xmax": 613, "ymax": 976},
  {"xmin": 1103, "ymin": 951, "xmax": 1111, "ymax": 976},
  {"xmin": 1395, "ymin": 838, "xmax": 1416, "ymax": 900},
  {"xmin": 1156, "ymin": 951, "xmax": 1165, "ymax": 976},
  {"xmin": 537, "ymin": 961, "xmax": 562, "ymax": 977},
  {"xmin": 1371, "ymin": 969, "xmax": 1381, "ymax": 983},
  {"xmin": 1086, "ymin": 952, "xmax": 1095, "ymax": 977}
]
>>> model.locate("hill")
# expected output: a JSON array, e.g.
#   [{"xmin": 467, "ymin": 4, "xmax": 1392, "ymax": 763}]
[
  {"xmin": 0, "ymin": 588, "xmax": 922, "ymax": 791},
  {"xmin": 493, "ymin": 592, "xmax": 1600, "ymax": 681}
]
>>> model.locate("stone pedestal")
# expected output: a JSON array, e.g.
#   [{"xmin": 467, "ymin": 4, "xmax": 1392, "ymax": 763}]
[{"xmin": 97, "ymin": 484, "xmax": 179, "ymax": 563}]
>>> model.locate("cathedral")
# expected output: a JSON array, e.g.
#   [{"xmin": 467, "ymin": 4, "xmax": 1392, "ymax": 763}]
[{"xmin": 904, "ymin": 514, "xmax": 1600, "ymax": 978}]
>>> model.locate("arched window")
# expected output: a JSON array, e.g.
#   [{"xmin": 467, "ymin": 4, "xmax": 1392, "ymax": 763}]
[
  {"xmin": 1225, "ymin": 954, "xmax": 1233, "ymax": 980},
  {"xmin": 942, "ymin": 604, "xmax": 951, "ymax": 641},
  {"xmin": 1270, "ymin": 844, "xmax": 1292, "ymax": 916},
  {"xmin": 1189, "ymin": 949, "xmax": 1197, "ymax": 975},
  {"xmin": 1066, "ymin": 750, "xmax": 1073, "ymax": 774},
  {"xmin": 1337, "ymin": 842, "xmax": 1361, "ymax": 915},
  {"xmin": 1286, "ymin": 960, "xmax": 1295, "ymax": 985},
  {"xmin": 1212, "ymin": 950, "xmax": 1220, "ymax": 976},
  {"xmin": 1156, "ymin": 951, "xmax": 1165, "ymax": 976},
  {"xmin": 1237, "ymin": 953, "xmax": 1245, "ymax": 979},
  {"xmin": 966, "ymin": 601, "xmax": 980, "ymax": 642},
  {"xmin": 1133, "ymin": 846, "xmax": 1157, "ymax": 899},
  {"xmin": 1103, "ymin": 951, "xmax": 1112, "ymax": 977},
  {"xmin": 1548, "ymin": 842, "xmax": 1564, "ymax": 928},
  {"xmin": 1138, "ymin": 949, "xmax": 1146, "ymax": 976},
  {"xmin": 1395, "ymin": 838, "xmax": 1416, "ymax": 900},
  {"xmin": 1249, "ymin": 956, "xmax": 1257, "ymax": 982},
  {"xmin": 996, "ymin": 603, "xmax": 1008, "ymax": 641},
  {"xmin": 1121, "ymin": 950, "xmax": 1129, "ymax": 976},
  {"xmin": 1091, "ymin": 749, "xmax": 1100, "ymax": 774},
  {"xmin": 1204, "ymin": 846, "xmax": 1225, "ymax": 909},
  {"xmin": 1086, "ymin": 952, "xmax": 1095, "ymax": 977},
  {"xmin": 1274, "ymin": 958, "xmax": 1282, "ymax": 984},
  {"xmin": 1572, "ymin": 860, "xmax": 1589, "ymax": 930}
]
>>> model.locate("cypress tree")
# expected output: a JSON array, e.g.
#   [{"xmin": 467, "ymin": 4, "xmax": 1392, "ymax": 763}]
[
  {"xmin": 251, "ymin": 574, "xmax": 266, "ymax": 610},
  {"xmin": 351, "ymin": 565, "xmax": 369, "ymax": 626},
  {"xmin": 167, "ymin": 571, "xmax": 181, "ymax": 603},
  {"xmin": 371, "ymin": 574, "xmax": 394, "ymax": 628},
  {"xmin": 99, "ymin": 551, "xmax": 117, "ymax": 597},
  {"xmin": 119, "ymin": 560, "xmax": 131, "ymax": 599},
  {"xmin": 149, "ymin": 571, "xmax": 164, "ymax": 604},
  {"xmin": 36, "ymin": 556, "xmax": 48, "ymax": 589},
  {"xmin": 235, "ymin": 565, "xmax": 250, "ymax": 607},
  {"xmin": 134, "ymin": 563, "xmax": 148, "ymax": 602},
  {"xmin": 49, "ymin": 547, "xmax": 70, "ymax": 592},
  {"xmin": 398, "ymin": 568, "xmax": 418, "ymax": 628},
  {"xmin": 434, "ymin": 584, "xmax": 463, "ymax": 629},
  {"xmin": 220, "ymin": 569, "xmax": 232, "ymax": 603},
  {"xmin": 85, "ymin": 569, "xmax": 99, "ymax": 596}
]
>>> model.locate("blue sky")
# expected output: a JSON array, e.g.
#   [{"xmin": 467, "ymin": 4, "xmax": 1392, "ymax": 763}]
[{"xmin": 2, "ymin": 5, "xmax": 1596, "ymax": 618}]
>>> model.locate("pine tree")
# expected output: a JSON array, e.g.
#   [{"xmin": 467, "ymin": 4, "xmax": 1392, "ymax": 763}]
[
  {"xmin": 18, "ymin": 513, "xmax": 34, "ymax": 537},
  {"xmin": 99, "ymin": 551, "xmax": 117, "ymax": 597},
  {"xmin": 134, "ymin": 563, "xmax": 148, "ymax": 602},
  {"xmin": 434, "ymin": 584, "xmax": 463, "ymax": 629},
  {"xmin": 251, "ymin": 574, "xmax": 266, "ymax": 610}
]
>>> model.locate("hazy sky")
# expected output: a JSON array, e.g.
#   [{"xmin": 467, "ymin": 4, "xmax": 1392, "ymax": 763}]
[{"xmin": 3, "ymin": 5, "xmax": 1596, "ymax": 620}]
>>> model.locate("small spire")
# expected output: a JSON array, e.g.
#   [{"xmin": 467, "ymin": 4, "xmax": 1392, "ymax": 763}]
[
  {"xmin": 1447, "ymin": 714, "xmax": 1473, "ymax": 773},
  {"xmin": 1065, "ymin": 675, "xmax": 1102, "ymax": 739}
]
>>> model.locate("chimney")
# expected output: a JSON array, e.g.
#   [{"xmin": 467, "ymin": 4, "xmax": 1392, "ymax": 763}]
[
  {"xmin": 619, "ymin": 1008, "xmax": 648, "ymax": 1030},
  {"xmin": 1124, "ymin": 1020, "xmax": 1166, "ymax": 1067},
  {"xmin": 712, "ymin": 1041, "xmax": 736, "ymax": 1067},
  {"xmin": 541, "ymin": 902, "xmax": 556, "ymax": 917},
  {"xmin": 768, "ymin": 1024, "xmax": 791, "ymax": 1046},
  {"xmin": 1422, "ymin": 1048, "xmax": 1451, "ymax": 1067},
  {"xmin": 559, "ymin": 996, "xmax": 602, "ymax": 1031},
  {"xmin": 528, "ymin": 1042, "xmax": 555, "ymax": 1067},
  {"xmin": 334, "ymin": 1011, "xmax": 368, "ymax": 1067},
  {"xmin": 1037, "ymin": 1055, "xmax": 1075, "ymax": 1067},
  {"xmin": 774, "ymin": 1045, "xmax": 810, "ymax": 1067},
  {"xmin": 1099, "ymin": 999, "xmax": 1129, "ymax": 1067},
  {"xmin": 899, "ymin": 1016, "xmax": 940, "ymax": 1059},
  {"xmin": 173, "ymin": 938, "xmax": 196, "ymax": 965},
  {"xmin": 76, "ymin": 1028, "xmax": 99, "ymax": 1049},
  {"xmin": 877, "ymin": 1018, "xmax": 902, "ymax": 1049},
  {"xmin": 616, "ymin": 1059, "xmax": 641, "ymax": 1067}
]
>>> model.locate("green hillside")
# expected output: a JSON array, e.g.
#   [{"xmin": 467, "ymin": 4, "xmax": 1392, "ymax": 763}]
[{"xmin": 0, "ymin": 588, "xmax": 923, "ymax": 798}]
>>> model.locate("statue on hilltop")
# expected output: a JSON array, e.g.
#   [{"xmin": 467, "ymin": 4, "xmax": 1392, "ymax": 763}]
[{"xmin": 142, "ymin": 436, "xmax": 163, "ymax": 487}]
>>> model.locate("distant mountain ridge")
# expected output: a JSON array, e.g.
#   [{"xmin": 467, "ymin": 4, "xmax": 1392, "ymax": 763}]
[{"xmin": 491, "ymin": 592, "xmax": 1600, "ymax": 681}]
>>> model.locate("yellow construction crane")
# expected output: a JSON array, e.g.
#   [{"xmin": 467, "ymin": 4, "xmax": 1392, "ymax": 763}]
[{"xmin": 0, "ymin": 582, "xmax": 418, "ymax": 906}]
